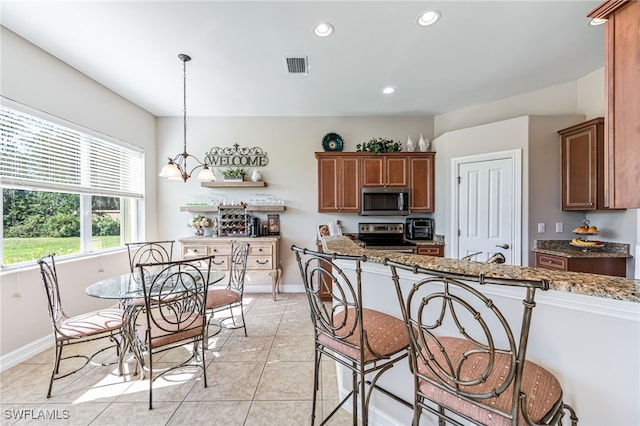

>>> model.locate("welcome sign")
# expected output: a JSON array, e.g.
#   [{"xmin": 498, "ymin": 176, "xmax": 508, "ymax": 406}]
[{"xmin": 204, "ymin": 143, "xmax": 269, "ymax": 168}]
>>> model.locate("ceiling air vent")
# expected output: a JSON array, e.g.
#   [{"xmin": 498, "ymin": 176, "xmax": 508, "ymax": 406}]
[{"xmin": 284, "ymin": 56, "xmax": 309, "ymax": 74}]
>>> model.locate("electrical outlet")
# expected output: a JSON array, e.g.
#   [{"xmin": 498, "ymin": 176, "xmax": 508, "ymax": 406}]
[
  {"xmin": 555, "ymin": 223, "xmax": 563, "ymax": 233},
  {"xmin": 537, "ymin": 223, "xmax": 545, "ymax": 233}
]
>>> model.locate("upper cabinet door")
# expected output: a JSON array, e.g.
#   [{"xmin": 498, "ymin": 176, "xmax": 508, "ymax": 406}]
[
  {"xmin": 558, "ymin": 118, "xmax": 603, "ymax": 210},
  {"xmin": 409, "ymin": 154, "xmax": 435, "ymax": 212},
  {"xmin": 361, "ymin": 154, "xmax": 408, "ymax": 187},
  {"xmin": 317, "ymin": 153, "xmax": 360, "ymax": 213},
  {"xmin": 588, "ymin": 0, "xmax": 640, "ymax": 208}
]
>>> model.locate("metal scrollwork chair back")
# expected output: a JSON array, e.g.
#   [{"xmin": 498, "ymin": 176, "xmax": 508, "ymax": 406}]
[
  {"xmin": 292, "ymin": 245, "xmax": 410, "ymax": 425},
  {"xmin": 125, "ymin": 240, "xmax": 175, "ymax": 273},
  {"xmin": 387, "ymin": 260, "xmax": 578, "ymax": 426},
  {"xmin": 129, "ymin": 255, "xmax": 214, "ymax": 409}
]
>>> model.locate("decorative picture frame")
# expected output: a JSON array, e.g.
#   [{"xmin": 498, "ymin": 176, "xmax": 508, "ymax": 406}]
[
  {"xmin": 317, "ymin": 224, "xmax": 331, "ymax": 240},
  {"xmin": 317, "ymin": 222, "xmax": 343, "ymax": 240},
  {"xmin": 267, "ymin": 214, "xmax": 280, "ymax": 235}
]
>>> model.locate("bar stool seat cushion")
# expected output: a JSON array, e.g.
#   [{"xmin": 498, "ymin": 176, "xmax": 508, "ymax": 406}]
[
  {"xmin": 317, "ymin": 307, "xmax": 409, "ymax": 362},
  {"xmin": 417, "ymin": 336, "xmax": 563, "ymax": 425}
]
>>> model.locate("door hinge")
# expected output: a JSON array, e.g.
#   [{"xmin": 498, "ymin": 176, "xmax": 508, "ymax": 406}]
[
  {"xmin": 457, "ymin": 176, "xmax": 461, "ymax": 184},
  {"xmin": 458, "ymin": 229, "xmax": 460, "ymax": 236}
]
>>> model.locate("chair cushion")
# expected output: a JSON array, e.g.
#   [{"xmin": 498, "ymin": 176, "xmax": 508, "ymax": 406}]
[
  {"xmin": 206, "ymin": 288, "xmax": 241, "ymax": 310},
  {"xmin": 56, "ymin": 308, "xmax": 123, "ymax": 340},
  {"xmin": 317, "ymin": 307, "xmax": 408, "ymax": 363},
  {"xmin": 416, "ymin": 336, "xmax": 562, "ymax": 425},
  {"xmin": 137, "ymin": 313, "xmax": 204, "ymax": 349}
]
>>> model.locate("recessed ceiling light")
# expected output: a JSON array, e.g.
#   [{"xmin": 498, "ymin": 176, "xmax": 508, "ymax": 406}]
[
  {"xmin": 314, "ymin": 22, "xmax": 334, "ymax": 37},
  {"xmin": 417, "ymin": 10, "xmax": 441, "ymax": 26},
  {"xmin": 588, "ymin": 17, "xmax": 607, "ymax": 26},
  {"xmin": 382, "ymin": 87, "xmax": 395, "ymax": 95}
]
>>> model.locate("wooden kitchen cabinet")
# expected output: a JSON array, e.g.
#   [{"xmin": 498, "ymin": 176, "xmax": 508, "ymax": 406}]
[
  {"xmin": 416, "ymin": 245, "xmax": 443, "ymax": 257},
  {"xmin": 361, "ymin": 154, "xmax": 409, "ymax": 187},
  {"xmin": 535, "ymin": 252, "xmax": 626, "ymax": 277},
  {"xmin": 409, "ymin": 153, "xmax": 435, "ymax": 212},
  {"xmin": 316, "ymin": 153, "xmax": 360, "ymax": 213},
  {"xmin": 558, "ymin": 118, "xmax": 607, "ymax": 210},
  {"xmin": 588, "ymin": 1, "xmax": 640, "ymax": 208}
]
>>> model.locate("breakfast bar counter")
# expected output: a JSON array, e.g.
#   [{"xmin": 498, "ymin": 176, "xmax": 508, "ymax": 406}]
[
  {"xmin": 323, "ymin": 235, "xmax": 639, "ymax": 302},
  {"xmin": 319, "ymin": 235, "xmax": 640, "ymax": 426}
]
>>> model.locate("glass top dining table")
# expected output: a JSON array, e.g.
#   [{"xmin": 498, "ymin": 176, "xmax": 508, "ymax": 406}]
[{"xmin": 85, "ymin": 269, "xmax": 226, "ymax": 300}]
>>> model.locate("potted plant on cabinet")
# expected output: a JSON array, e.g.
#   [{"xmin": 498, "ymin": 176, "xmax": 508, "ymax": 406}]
[{"xmin": 355, "ymin": 137, "xmax": 402, "ymax": 154}]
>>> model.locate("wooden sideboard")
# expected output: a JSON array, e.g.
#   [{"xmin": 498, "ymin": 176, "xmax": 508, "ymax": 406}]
[{"xmin": 179, "ymin": 236, "xmax": 282, "ymax": 300}]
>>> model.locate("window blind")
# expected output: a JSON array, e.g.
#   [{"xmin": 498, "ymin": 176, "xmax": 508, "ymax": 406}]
[{"xmin": 0, "ymin": 104, "xmax": 144, "ymax": 198}]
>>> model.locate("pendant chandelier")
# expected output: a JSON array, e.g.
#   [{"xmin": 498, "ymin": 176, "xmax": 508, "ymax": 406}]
[{"xmin": 159, "ymin": 53, "xmax": 215, "ymax": 182}]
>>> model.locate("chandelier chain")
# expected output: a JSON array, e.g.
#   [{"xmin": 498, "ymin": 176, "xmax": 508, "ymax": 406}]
[{"xmin": 182, "ymin": 56, "xmax": 187, "ymax": 153}]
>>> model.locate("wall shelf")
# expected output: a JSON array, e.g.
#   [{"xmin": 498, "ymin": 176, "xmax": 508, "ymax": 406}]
[
  {"xmin": 201, "ymin": 181, "xmax": 267, "ymax": 188},
  {"xmin": 180, "ymin": 205, "xmax": 286, "ymax": 213}
]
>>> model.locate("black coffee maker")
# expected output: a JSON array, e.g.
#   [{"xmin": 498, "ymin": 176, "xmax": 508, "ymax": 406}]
[{"xmin": 249, "ymin": 217, "xmax": 261, "ymax": 237}]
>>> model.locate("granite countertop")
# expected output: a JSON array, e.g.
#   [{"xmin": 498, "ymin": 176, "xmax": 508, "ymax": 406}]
[
  {"xmin": 321, "ymin": 236, "xmax": 640, "ymax": 303},
  {"xmin": 533, "ymin": 240, "xmax": 632, "ymax": 258}
]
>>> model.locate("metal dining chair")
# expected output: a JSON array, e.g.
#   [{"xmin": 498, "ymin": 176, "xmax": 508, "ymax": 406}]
[
  {"xmin": 205, "ymin": 240, "xmax": 250, "ymax": 338},
  {"xmin": 292, "ymin": 245, "xmax": 410, "ymax": 425},
  {"xmin": 37, "ymin": 254, "xmax": 123, "ymax": 398},
  {"xmin": 125, "ymin": 240, "xmax": 175, "ymax": 273},
  {"xmin": 128, "ymin": 255, "xmax": 215, "ymax": 409}
]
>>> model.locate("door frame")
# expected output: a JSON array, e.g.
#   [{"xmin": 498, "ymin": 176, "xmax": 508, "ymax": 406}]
[{"xmin": 451, "ymin": 149, "xmax": 523, "ymax": 266}]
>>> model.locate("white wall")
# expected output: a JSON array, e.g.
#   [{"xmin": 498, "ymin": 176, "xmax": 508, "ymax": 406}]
[
  {"xmin": 156, "ymin": 116, "xmax": 434, "ymax": 288},
  {"xmin": 0, "ymin": 27, "xmax": 157, "ymax": 358}
]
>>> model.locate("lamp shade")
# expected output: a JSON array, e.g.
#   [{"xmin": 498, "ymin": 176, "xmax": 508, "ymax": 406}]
[
  {"xmin": 197, "ymin": 166, "xmax": 215, "ymax": 182},
  {"xmin": 159, "ymin": 162, "xmax": 182, "ymax": 179}
]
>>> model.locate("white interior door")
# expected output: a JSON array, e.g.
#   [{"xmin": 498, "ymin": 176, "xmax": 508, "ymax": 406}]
[{"xmin": 454, "ymin": 151, "xmax": 521, "ymax": 265}]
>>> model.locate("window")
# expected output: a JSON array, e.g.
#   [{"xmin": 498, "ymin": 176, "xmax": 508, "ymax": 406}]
[{"xmin": 1, "ymin": 100, "xmax": 144, "ymax": 269}]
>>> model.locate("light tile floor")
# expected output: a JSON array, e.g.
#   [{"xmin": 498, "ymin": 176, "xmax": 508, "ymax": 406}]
[{"xmin": 0, "ymin": 293, "xmax": 355, "ymax": 425}]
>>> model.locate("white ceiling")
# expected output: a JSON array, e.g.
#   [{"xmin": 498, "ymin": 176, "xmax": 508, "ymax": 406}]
[{"xmin": 1, "ymin": 1, "xmax": 604, "ymax": 117}]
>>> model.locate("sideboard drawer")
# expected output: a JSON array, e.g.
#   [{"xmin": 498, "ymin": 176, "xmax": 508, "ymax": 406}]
[
  {"xmin": 208, "ymin": 244, "xmax": 232, "ymax": 256},
  {"xmin": 250, "ymin": 243, "xmax": 273, "ymax": 256},
  {"xmin": 247, "ymin": 255, "xmax": 273, "ymax": 270},
  {"xmin": 183, "ymin": 245, "xmax": 209, "ymax": 258}
]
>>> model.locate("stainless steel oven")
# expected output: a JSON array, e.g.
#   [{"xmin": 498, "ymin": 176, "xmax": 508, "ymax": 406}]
[
  {"xmin": 360, "ymin": 187, "xmax": 410, "ymax": 216},
  {"xmin": 357, "ymin": 222, "xmax": 416, "ymax": 253}
]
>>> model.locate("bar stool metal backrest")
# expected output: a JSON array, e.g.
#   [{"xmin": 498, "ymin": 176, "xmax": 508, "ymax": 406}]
[
  {"xmin": 386, "ymin": 260, "xmax": 578, "ymax": 426},
  {"xmin": 292, "ymin": 245, "xmax": 410, "ymax": 425}
]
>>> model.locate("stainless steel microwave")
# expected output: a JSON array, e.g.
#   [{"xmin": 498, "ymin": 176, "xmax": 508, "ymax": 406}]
[{"xmin": 360, "ymin": 187, "xmax": 410, "ymax": 216}]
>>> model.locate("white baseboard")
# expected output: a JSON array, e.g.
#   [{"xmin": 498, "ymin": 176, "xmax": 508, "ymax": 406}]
[{"xmin": 0, "ymin": 334, "xmax": 52, "ymax": 373}]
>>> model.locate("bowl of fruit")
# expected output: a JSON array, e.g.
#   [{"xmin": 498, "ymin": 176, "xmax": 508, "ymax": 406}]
[{"xmin": 570, "ymin": 220, "xmax": 603, "ymax": 249}]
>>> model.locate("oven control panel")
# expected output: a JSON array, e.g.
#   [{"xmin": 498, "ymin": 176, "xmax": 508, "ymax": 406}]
[{"xmin": 358, "ymin": 223, "xmax": 405, "ymax": 235}]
